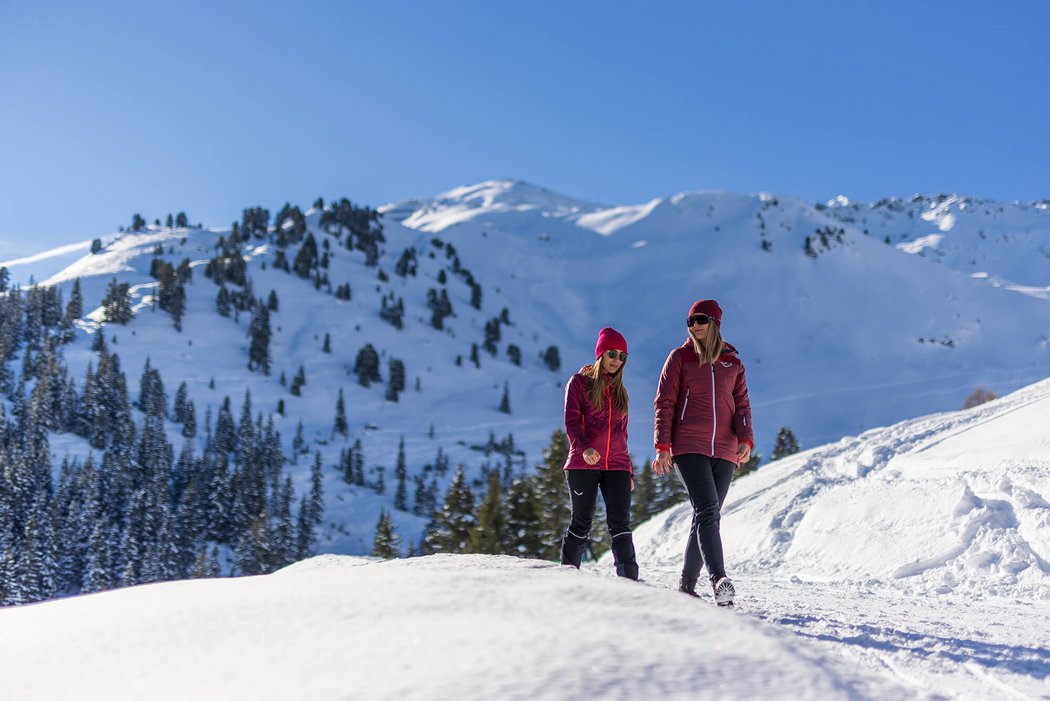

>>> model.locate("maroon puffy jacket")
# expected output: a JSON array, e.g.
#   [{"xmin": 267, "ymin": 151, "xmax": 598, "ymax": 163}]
[
  {"xmin": 563, "ymin": 368, "xmax": 632, "ymax": 471},
  {"xmin": 653, "ymin": 341, "xmax": 754, "ymax": 464}
]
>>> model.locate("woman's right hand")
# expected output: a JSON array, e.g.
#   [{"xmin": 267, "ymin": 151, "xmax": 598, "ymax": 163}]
[
  {"xmin": 583, "ymin": 448, "xmax": 600, "ymax": 465},
  {"xmin": 652, "ymin": 451, "xmax": 673, "ymax": 475}
]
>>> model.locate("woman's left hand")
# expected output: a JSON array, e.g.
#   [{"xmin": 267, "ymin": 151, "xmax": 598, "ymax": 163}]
[{"xmin": 736, "ymin": 442, "xmax": 752, "ymax": 466}]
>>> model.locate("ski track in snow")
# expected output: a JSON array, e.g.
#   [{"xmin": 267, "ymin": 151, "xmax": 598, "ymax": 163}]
[{"xmin": 597, "ymin": 567, "xmax": 1050, "ymax": 700}]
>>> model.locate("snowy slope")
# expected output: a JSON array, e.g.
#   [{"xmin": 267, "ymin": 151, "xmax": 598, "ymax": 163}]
[
  {"xmin": 631, "ymin": 376, "xmax": 1050, "ymax": 597},
  {"xmin": 0, "ymin": 554, "xmax": 917, "ymax": 700},
  {"xmin": 616, "ymin": 376, "xmax": 1050, "ymax": 698},
  {"xmin": 2, "ymin": 180, "xmax": 1050, "ymax": 558}
]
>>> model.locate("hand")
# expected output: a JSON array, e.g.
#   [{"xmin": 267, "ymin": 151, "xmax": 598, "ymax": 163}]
[
  {"xmin": 630, "ymin": 476, "xmax": 635, "ymax": 492},
  {"xmin": 736, "ymin": 442, "xmax": 752, "ymax": 466},
  {"xmin": 652, "ymin": 451, "xmax": 673, "ymax": 476},
  {"xmin": 583, "ymin": 448, "xmax": 600, "ymax": 465}
]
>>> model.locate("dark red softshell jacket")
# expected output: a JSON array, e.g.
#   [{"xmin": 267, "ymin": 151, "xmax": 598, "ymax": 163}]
[{"xmin": 653, "ymin": 341, "xmax": 754, "ymax": 464}]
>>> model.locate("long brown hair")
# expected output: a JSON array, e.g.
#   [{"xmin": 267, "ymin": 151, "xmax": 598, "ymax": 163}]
[
  {"xmin": 585, "ymin": 358, "xmax": 629, "ymax": 414},
  {"xmin": 688, "ymin": 322, "xmax": 725, "ymax": 366}
]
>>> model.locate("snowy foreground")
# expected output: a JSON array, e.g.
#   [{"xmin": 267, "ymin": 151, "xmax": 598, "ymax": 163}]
[
  {"xmin": 3, "ymin": 379, "xmax": 1050, "ymax": 699},
  {"xmin": 0, "ymin": 554, "xmax": 920, "ymax": 701}
]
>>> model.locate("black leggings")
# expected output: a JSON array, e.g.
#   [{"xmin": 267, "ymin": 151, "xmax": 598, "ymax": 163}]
[
  {"xmin": 675, "ymin": 454, "xmax": 735, "ymax": 581},
  {"xmin": 561, "ymin": 470, "xmax": 637, "ymax": 579}
]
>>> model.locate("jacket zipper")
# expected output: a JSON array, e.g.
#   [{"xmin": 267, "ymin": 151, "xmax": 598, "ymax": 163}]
[
  {"xmin": 680, "ymin": 389, "xmax": 690, "ymax": 421},
  {"xmin": 605, "ymin": 386, "xmax": 612, "ymax": 470},
  {"xmin": 710, "ymin": 365, "xmax": 717, "ymax": 455}
]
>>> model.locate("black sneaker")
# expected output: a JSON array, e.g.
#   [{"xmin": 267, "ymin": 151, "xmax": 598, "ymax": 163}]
[{"xmin": 678, "ymin": 576, "xmax": 701, "ymax": 598}]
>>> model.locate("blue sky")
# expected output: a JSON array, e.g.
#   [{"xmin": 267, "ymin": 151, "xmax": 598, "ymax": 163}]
[{"xmin": 1, "ymin": 1, "xmax": 1048, "ymax": 257}]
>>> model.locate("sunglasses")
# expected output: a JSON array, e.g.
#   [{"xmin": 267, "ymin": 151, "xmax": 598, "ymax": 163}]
[
  {"xmin": 605, "ymin": 350, "xmax": 628, "ymax": 362},
  {"xmin": 688, "ymin": 314, "xmax": 713, "ymax": 326}
]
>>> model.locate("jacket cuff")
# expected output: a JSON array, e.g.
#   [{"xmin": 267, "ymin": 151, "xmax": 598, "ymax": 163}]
[
  {"xmin": 740, "ymin": 438, "xmax": 754, "ymax": 450},
  {"xmin": 655, "ymin": 444, "xmax": 671, "ymax": 453}
]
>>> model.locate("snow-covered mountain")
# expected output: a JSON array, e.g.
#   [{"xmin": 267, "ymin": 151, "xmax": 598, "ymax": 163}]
[{"xmin": 2, "ymin": 179, "xmax": 1049, "ymax": 557}]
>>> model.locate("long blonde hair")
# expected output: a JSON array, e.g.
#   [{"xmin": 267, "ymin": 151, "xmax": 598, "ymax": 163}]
[
  {"xmin": 688, "ymin": 322, "xmax": 725, "ymax": 366},
  {"xmin": 585, "ymin": 358, "xmax": 629, "ymax": 415}
]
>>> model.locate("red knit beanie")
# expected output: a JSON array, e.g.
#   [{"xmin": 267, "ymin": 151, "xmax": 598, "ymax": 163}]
[
  {"xmin": 594, "ymin": 327, "xmax": 628, "ymax": 359},
  {"xmin": 688, "ymin": 300, "xmax": 723, "ymax": 326}
]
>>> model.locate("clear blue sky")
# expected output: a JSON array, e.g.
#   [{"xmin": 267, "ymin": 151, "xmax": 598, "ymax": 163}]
[{"xmin": 2, "ymin": 0, "xmax": 1048, "ymax": 257}]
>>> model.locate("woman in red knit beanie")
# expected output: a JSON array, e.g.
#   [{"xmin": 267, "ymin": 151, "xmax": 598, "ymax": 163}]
[
  {"xmin": 560, "ymin": 326, "xmax": 638, "ymax": 579},
  {"xmin": 652, "ymin": 300, "xmax": 754, "ymax": 605}
]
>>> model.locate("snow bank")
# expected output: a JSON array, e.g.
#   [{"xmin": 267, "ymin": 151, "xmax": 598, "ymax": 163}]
[{"xmin": 0, "ymin": 554, "xmax": 914, "ymax": 700}]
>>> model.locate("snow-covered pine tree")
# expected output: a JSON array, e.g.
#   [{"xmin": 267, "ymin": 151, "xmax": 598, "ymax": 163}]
[
  {"xmin": 504, "ymin": 477, "xmax": 544, "ymax": 558},
  {"xmin": 530, "ymin": 429, "xmax": 571, "ymax": 560},
  {"xmin": 423, "ymin": 466, "xmax": 476, "ymax": 554}
]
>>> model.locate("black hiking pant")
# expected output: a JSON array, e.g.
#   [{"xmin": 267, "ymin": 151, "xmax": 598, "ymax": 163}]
[
  {"xmin": 561, "ymin": 469, "xmax": 638, "ymax": 580},
  {"xmin": 675, "ymin": 454, "xmax": 735, "ymax": 582}
]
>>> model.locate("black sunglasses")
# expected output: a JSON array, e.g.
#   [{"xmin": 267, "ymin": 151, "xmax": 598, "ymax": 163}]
[
  {"xmin": 605, "ymin": 350, "xmax": 628, "ymax": 362},
  {"xmin": 688, "ymin": 314, "xmax": 713, "ymax": 326}
]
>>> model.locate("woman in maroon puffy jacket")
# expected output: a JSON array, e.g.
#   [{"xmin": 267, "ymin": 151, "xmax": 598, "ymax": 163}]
[
  {"xmin": 652, "ymin": 300, "xmax": 753, "ymax": 605},
  {"xmin": 561, "ymin": 327, "xmax": 638, "ymax": 580}
]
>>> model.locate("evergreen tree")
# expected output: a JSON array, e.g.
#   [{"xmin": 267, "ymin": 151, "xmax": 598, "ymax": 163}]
[
  {"xmin": 353, "ymin": 344, "xmax": 381, "ymax": 387},
  {"xmin": 385, "ymin": 358, "xmax": 405, "ymax": 402},
  {"xmin": 216, "ymin": 286, "xmax": 231, "ymax": 317},
  {"xmin": 468, "ymin": 471, "xmax": 506, "ymax": 554},
  {"xmin": 498, "ymin": 382, "xmax": 511, "ymax": 414},
  {"xmin": 234, "ymin": 511, "xmax": 272, "ymax": 576},
  {"xmin": 371, "ymin": 510, "xmax": 401, "ymax": 559},
  {"xmin": 531, "ymin": 430, "xmax": 571, "ymax": 560},
  {"xmin": 631, "ymin": 457, "xmax": 659, "ymax": 525},
  {"xmin": 101, "ymin": 279, "xmax": 133, "ymax": 324},
  {"xmin": 483, "ymin": 318, "xmax": 501, "ymax": 356},
  {"xmin": 424, "ymin": 466, "xmax": 475, "ymax": 554},
  {"xmin": 772, "ymin": 427, "xmax": 800, "ymax": 461},
  {"xmin": 294, "ymin": 496, "xmax": 315, "ymax": 560},
  {"xmin": 333, "ymin": 389, "xmax": 348, "ymax": 437},
  {"xmin": 292, "ymin": 233, "xmax": 319, "ymax": 278},
  {"xmin": 191, "ymin": 546, "xmax": 221, "ymax": 578},
  {"xmin": 248, "ymin": 306, "xmax": 272, "ymax": 374},
  {"xmin": 173, "ymin": 381, "xmax": 190, "ymax": 424},
  {"xmin": 393, "ymin": 437, "xmax": 408, "ymax": 511},
  {"xmin": 507, "ymin": 344, "xmax": 521, "ymax": 367},
  {"xmin": 290, "ymin": 365, "xmax": 306, "ymax": 396},
  {"xmin": 322, "ymin": 333, "xmax": 331, "ymax": 353},
  {"xmin": 309, "ymin": 451, "xmax": 324, "ymax": 525},
  {"xmin": 542, "ymin": 345, "xmax": 561, "ymax": 372},
  {"xmin": 504, "ymin": 477, "xmax": 544, "ymax": 558},
  {"xmin": 351, "ymin": 439, "xmax": 365, "ymax": 486}
]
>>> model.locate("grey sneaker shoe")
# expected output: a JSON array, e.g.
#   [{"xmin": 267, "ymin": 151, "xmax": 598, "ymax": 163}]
[{"xmin": 712, "ymin": 576, "xmax": 735, "ymax": 604}]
